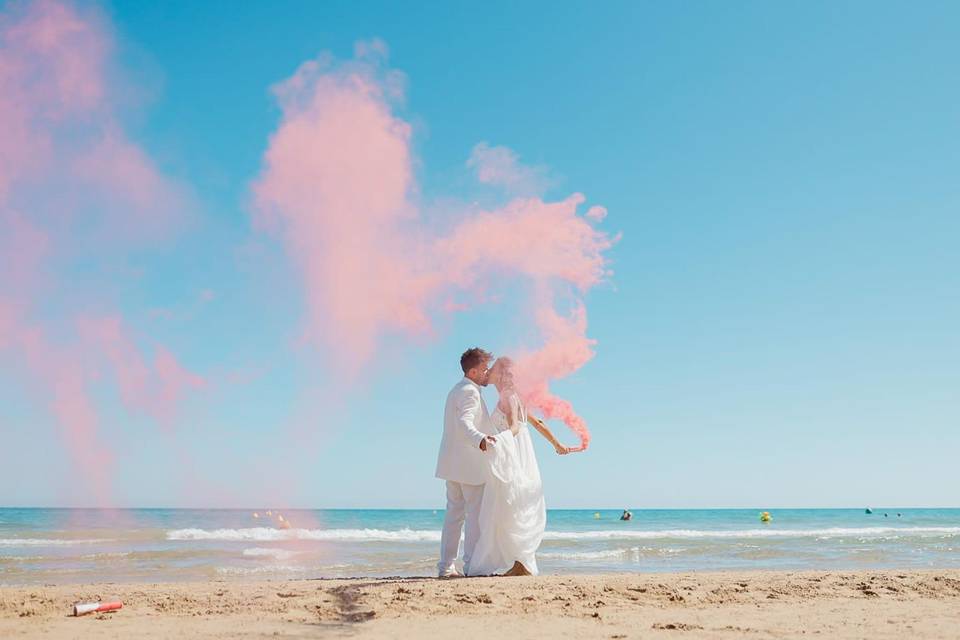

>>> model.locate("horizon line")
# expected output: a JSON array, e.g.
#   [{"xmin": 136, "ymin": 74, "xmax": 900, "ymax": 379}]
[{"xmin": 2, "ymin": 505, "xmax": 958, "ymax": 511}]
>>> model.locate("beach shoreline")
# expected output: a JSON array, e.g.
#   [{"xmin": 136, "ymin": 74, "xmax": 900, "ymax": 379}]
[{"xmin": 3, "ymin": 569, "xmax": 959, "ymax": 638}]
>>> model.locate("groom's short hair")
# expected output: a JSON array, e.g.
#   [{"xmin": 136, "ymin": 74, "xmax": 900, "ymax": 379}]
[{"xmin": 461, "ymin": 347, "xmax": 493, "ymax": 374}]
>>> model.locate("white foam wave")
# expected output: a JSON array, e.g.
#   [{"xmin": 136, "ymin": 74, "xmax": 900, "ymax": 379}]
[
  {"xmin": 166, "ymin": 526, "xmax": 960, "ymax": 544},
  {"xmin": 0, "ymin": 538, "xmax": 112, "ymax": 547},
  {"xmin": 242, "ymin": 547, "xmax": 298, "ymax": 560},
  {"xmin": 167, "ymin": 527, "xmax": 442, "ymax": 542},
  {"xmin": 543, "ymin": 527, "xmax": 960, "ymax": 540},
  {"xmin": 540, "ymin": 546, "xmax": 675, "ymax": 560},
  {"xmin": 80, "ymin": 552, "xmax": 131, "ymax": 560},
  {"xmin": 216, "ymin": 565, "xmax": 312, "ymax": 575}
]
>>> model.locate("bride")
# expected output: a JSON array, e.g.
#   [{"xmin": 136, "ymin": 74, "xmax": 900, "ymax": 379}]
[{"xmin": 467, "ymin": 357, "xmax": 574, "ymax": 577}]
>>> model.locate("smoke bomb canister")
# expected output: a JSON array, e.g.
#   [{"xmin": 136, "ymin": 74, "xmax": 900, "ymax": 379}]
[{"xmin": 73, "ymin": 600, "xmax": 123, "ymax": 616}]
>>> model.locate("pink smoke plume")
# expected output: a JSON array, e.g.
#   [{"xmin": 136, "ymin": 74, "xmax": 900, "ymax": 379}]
[
  {"xmin": 79, "ymin": 316, "xmax": 207, "ymax": 432},
  {"xmin": 0, "ymin": 0, "xmax": 204, "ymax": 503},
  {"xmin": 254, "ymin": 43, "xmax": 616, "ymax": 450},
  {"xmin": 467, "ymin": 142, "xmax": 550, "ymax": 196}
]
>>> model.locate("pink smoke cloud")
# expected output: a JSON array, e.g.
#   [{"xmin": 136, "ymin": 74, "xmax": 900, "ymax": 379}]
[
  {"xmin": 0, "ymin": 0, "xmax": 204, "ymax": 503},
  {"xmin": 71, "ymin": 130, "xmax": 189, "ymax": 238},
  {"xmin": 515, "ymin": 304, "xmax": 597, "ymax": 451},
  {"xmin": 79, "ymin": 316, "xmax": 207, "ymax": 432},
  {"xmin": 0, "ymin": 303, "xmax": 15, "ymax": 350},
  {"xmin": 436, "ymin": 193, "xmax": 610, "ymax": 291},
  {"xmin": 253, "ymin": 47, "xmax": 431, "ymax": 369},
  {"xmin": 586, "ymin": 205, "xmax": 608, "ymax": 222},
  {"xmin": 254, "ymin": 45, "xmax": 616, "ymax": 449},
  {"xmin": 0, "ymin": 0, "xmax": 106, "ymax": 198},
  {"xmin": 0, "ymin": 209, "xmax": 51, "ymax": 295},
  {"xmin": 15, "ymin": 326, "xmax": 114, "ymax": 502},
  {"xmin": 467, "ymin": 142, "xmax": 550, "ymax": 196}
]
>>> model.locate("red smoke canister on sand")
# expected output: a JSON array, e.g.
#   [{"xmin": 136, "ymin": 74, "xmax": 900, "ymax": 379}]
[{"xmin": 73, "ymin": 600, "xmax": 123, "ymax": 616}]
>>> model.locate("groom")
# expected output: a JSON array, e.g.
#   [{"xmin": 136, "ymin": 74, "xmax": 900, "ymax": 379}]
[{"xmin": 435, "ymin": 347, "xmax": 498, "ymax": 578}]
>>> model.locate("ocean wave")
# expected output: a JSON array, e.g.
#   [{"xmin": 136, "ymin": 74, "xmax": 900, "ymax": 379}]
[
  {"xmin": 539, "ymin": 546, "xmax": 679, "ymax": 560},
  {"xmin": 541, "ymin": 526, "xmax": 960, "ymax": 540},
  {"xmin": 216, "ymin": 565, "xmax": 312, "ymax": 575},
  {"xmin": 0, "ymin": 538, "xmax": 112, "ymax": 547},
  {"xmin": 167, "ymin": 527, "xmax": 442, "ymax": 542},
  {"xmin": 166, "ymin": 525, "xmax": 960, "ymax": 543},
  {"xmin": 79, "ymin": 552, "xmax": 131, "ymax": 560},
  {"xmin": 0, "ymin": 555, "xmax": 46, "ymax": 562},
  {"xmin": 242, "ymin": 547, "xmax": 298, "ymax": 560}
]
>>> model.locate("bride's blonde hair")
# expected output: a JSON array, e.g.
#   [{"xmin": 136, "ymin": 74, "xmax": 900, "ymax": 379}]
[
  {"xmin": 496, "ymin": 356, "xmax": 516, "ymax": 389},
  {"xmin": 494, "ymin": 357, "xmax": 521, "ymax": 426}
]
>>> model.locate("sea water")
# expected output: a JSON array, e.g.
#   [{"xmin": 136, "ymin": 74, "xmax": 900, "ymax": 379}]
[{"xmin": 1, "ymin": 508, "xmax": 958, "ymax": 585}]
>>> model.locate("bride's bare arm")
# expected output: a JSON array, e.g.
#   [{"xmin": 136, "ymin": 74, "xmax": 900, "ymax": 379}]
[
  {"xmin": 505, "ymin": 406, "xmax": 521, "ymax": 437},
  {"xmin": 527, "ymin": 414, "xmax": 572, "ymax": 455}
]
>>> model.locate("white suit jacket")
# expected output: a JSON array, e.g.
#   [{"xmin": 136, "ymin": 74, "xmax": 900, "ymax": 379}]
[{"xmin": 435, "ymin": 377, "xmax": 494, "ymax": 486}]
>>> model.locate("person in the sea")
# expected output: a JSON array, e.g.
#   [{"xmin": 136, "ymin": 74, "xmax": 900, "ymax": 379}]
[{"xmin": 620, "ymin": 510, "xmax": 632, "ymax": 521}]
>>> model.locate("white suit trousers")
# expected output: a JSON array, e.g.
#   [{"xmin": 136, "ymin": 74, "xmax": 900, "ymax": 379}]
[{"xmin": 438, "ymin": 480, "xmax": 485, "ymax": 575}]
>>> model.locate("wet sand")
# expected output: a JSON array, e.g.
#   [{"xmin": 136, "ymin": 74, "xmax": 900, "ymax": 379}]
[{"xmin": 2, "ymin": 570, "xmax": 960, "ymax": 638}]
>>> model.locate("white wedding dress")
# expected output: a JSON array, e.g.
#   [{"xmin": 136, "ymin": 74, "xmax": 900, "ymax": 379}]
[{"xmin": 467, "ymin": 392, "xmax": 547, "ymax": 576}]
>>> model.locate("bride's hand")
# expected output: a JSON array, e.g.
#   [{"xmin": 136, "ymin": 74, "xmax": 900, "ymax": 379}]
[{"xmin": 554, "ymin": 444, "xmax": 571, "ymax": 455}]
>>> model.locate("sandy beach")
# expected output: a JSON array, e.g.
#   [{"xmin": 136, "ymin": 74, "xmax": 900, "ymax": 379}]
[{"xmin": 2, "ymin": 570, "xmax": 959, "ymax": 639}]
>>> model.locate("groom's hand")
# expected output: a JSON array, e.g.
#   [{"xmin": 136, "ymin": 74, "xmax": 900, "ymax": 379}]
[{"xmin": 479, "ymin": 435, "xmax": 497, "ymax": 451}]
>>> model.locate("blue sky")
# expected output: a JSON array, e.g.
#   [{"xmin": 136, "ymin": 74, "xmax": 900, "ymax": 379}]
[{"xmin": 2, "ymin": 0, "xmax": 958, "ymax": 508}]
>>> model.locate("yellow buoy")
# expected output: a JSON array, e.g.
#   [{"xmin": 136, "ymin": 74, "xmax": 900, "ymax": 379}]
[
  {"xmin": 593, "ymin": 512, "xmax": 601, "ymax": 519},
  {"xmin": 760, "ymin": 511, "xmax": 772, "ymax": 523}
]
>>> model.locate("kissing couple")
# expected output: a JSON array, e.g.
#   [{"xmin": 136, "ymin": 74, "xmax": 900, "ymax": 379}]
[{"xmin": 435, "ymin": 347, "xmax": 578, "ymax": 578}]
